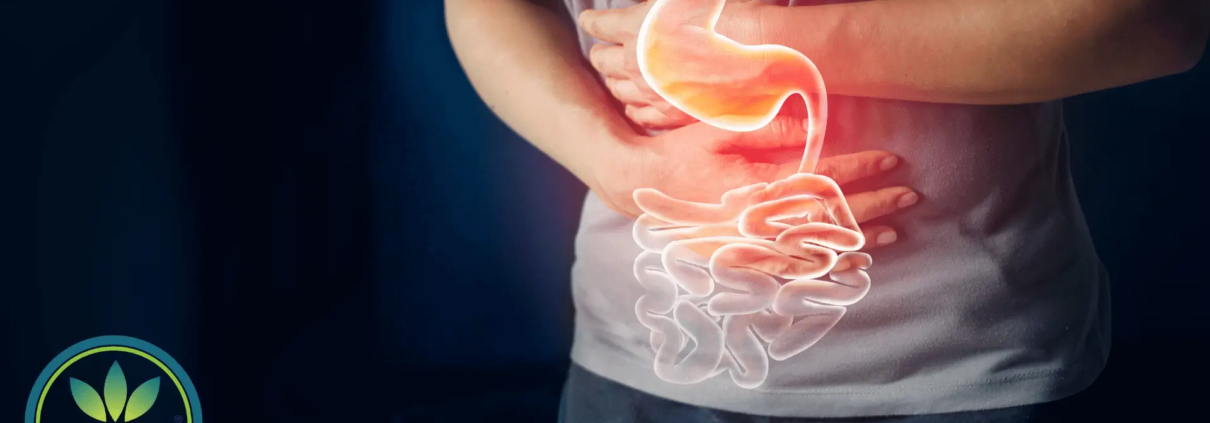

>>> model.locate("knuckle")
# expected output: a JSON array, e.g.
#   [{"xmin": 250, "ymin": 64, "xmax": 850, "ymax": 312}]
[
  {"xmin": 589, "ymin": 15, "xmax": 605, "ymax": 37},
  {"xmin": 578, "ymin": 12, "xmax": 593, "ymax": 32},
  {"xmin": 861, "ymin": 154, "xmax": 883, "ymax": 174},
  {"xmin": 876, "ymin": 190, "xmax": 904, "ymax": 213},
  {"xmin": 630, "ymin": 107, "xmax": 657, "ymax": 126},
  {"xmin": 775, "ymin": 116, "xmax": 807, "ymax": 141},
  {"xmin": 616, "ymin": 82, "xmax": 635, "ymax": 100},
  {"xmin": 835, "ymin": 157, "xmax": 858, "ymax": 178},
  {"xmin": 845, "ymin": 196, "xmax": 875, "ymax": 221},
  {"xmin": 589, "ymin": 47, "xmax": 606, "ymax": 68},
  {"xmin": 654, "ymin": 100, "xmax": 679, "ymax": 114},
  {"xmin": 641, "ymin": 86, "xmax": 664, "ymax": 103},
  {"xmin": 876, "ymin": 192, "xmax": 899, "ymax": 211},
  {"xmin": 649, "ymin": 114, "xmax": 675, "ymax": 129},
  {"xmin": 625, "ymin": 57, "xmax": 641, "ymax": 74},
  {"xmin": 625, "ymin": 104, "xmax": 639, "ymax": 118},
  {"xmin": 815, "ymin": 162, "xmax": 837, "ymax": 179},
  {"xmin": 601, "ymin": 48, "xmax": 617, "ymax": 65},
  {"xmin": 823, "ymin": 159, "xmax": 854, "ymax": 183},
  {"xmin": 765, "ymin": 117, "xmax": 793, "ymax": 140},
  {"xmin": 621, "ymin": 80, "xmax": 641, "ymax": 98}
]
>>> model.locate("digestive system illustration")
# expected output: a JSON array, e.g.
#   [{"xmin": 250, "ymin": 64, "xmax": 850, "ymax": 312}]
[{"xmin": 630, "ymin": 0, "xmax": 873, "ymax": 389}]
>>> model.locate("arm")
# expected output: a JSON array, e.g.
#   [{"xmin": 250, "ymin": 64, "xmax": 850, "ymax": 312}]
[
  {"xmin": 447, "ymin": 0, "xmax": 918, "ymax": 225},
  {"xmin": 445, "ymin": 0, "xmax": 636, "ymax": 193},
  {"xmin": 747, "ymin": 0, "xmax": 1210, "ymax": 104}
]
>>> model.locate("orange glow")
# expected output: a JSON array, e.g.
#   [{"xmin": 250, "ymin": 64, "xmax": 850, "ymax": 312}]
[
  {"xmin": 637, "ymin": 0, "xmax": 827, "ymax": 173},
  {"xmin": 627, "ymin": 0, "xmax": 873, "ymax": 389}
]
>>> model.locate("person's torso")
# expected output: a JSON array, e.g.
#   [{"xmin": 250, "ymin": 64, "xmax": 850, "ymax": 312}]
[{"xmin": 562, "ymin": 0, "xmax": 1111, "ymax": 417}]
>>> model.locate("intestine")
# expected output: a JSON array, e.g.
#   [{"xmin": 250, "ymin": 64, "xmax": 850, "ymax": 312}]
[
  {"xmin": 630, "ymin": 0, "xmax": 873, "ymax": 389},
  {"xmin": 632, "ymin": 174, "xmax": 872, "ymax": 388}
]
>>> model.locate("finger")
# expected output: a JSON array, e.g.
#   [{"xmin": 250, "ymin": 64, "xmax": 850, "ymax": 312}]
[
  {"xmin": 830, "ymin": 250, "xmax": 874, "ymax": 272},
  {"xmin": 608, "ymin": 78, "xmax": 653, "ymax": 105},
  {"xmin": 650, "ymin": 103, "xmax": 698, "ymax": 128},
  {"xmin": 626, "ymin": 105, "xmax": 695, "ymax": 130},
  {"xmin": 579, "ymin": 8, "xmax": 631, "ymax": 44},
  {"xmin": 629, "ymin": 77, "xmax": 666, "ymax": 103},
  {"xmin": 650, "ymin": 100, "xmax": 696, "ymax": 121},
  {"xmin": 814, "ymin": 151, "xmax": 900, "ymax": 186},
  {"xmin": 844, "ymin": 187, "xmax": 919, "ymax": 223},
  {"xmin": 659, "ymin": 106, "xmax": 698, "ymax": 127},
  {"xmin": 589, "ymin": 44, "xmax": 628, "ymax": 78},
  {"xmin": 711, "ymin": 115, "xmax": 807, "ymax": 152},
  {"xmin": 859, "ymin": 225, "xmax": 897, "ymax": 251}
]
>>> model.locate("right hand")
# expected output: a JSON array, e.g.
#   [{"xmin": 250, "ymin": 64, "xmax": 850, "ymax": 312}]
[
  {"xmin": 592, "ymin": 117, "xmax": 918, "ymax": 250},
  {"xmin": 582, "ymin": 0, "xmax": 772, "ymax": 130}
]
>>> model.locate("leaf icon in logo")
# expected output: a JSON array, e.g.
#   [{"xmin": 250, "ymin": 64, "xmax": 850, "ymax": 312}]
[
  {"xmin": 104, "ymin": 361, "xmax": 128, "ymax": 421},
  {"xmin": 69, "ymin": 378, "xmax": 107, "ymax": 422},
  {"xmin": 67, "ymin": 361, "xmax": 162, "ymax": 422},
  {"xmin": 124, "ymin": 376, "xmax": 161, "ymax": 422}
]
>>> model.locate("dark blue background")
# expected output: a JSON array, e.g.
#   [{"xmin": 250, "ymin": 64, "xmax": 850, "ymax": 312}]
[{"xmin": 1, "ymin": 0, "xmax": 1207, "ymax": 421}]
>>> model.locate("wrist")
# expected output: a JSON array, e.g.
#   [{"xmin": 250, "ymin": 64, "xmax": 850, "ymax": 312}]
[
  {"xmin": 717, "ymin": 1, "xmax": 773, "ymax": 45},
  {"xmin": 587, "ymin": 127, "xmax": 652, "ymax": 217}
]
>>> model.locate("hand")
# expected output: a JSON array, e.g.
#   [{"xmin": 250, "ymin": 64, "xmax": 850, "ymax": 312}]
[
  {"xmin": 594, "ymin": 116, "xmax": 916, "ymax": 250},
  {"xmin": 580, "ymin": 1, "xmax": 767, "ymax": 130}
]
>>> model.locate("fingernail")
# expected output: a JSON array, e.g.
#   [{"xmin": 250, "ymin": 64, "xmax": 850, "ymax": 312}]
[
  {"xmin": 876, "ymin": 231, "xmax": 898, "ymax": 246},
  {"xmin": 880, "ymin": 156, "xmax": 899, "ymax": 171},
  {"xmin": 897, "ymin": 192, "xmax": 919, "ymax": 208}
]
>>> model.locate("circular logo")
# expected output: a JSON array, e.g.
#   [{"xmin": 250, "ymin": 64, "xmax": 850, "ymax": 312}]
[{"xmin": 25, "ymin": 336, "xmax": 203, "ymax": 423}]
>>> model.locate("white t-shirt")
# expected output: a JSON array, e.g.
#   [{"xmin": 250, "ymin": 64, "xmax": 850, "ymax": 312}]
[{"xmin": 562, "ymin": 0, "xmax": 1111, "ymax": 417}]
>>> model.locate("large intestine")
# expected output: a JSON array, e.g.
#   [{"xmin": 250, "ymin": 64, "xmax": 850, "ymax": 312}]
[
  {"xmin": 632, "ymin": 174, "xmax": 873, "ymax": 389},
  {"xmin": 629, "ymin": 0, "xmax": 874, "ymax": 389}
]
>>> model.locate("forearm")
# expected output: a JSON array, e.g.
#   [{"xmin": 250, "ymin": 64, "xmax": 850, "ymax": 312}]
[
  {"xmin": 445, "ymin": 0, "xmax": 636, "ymax": 190},
  {"xmin": 742, "ymin": 0, "xmax": 1209, "ymax": 105}
]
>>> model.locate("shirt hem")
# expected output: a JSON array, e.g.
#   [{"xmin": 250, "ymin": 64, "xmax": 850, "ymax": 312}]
[{"xmin": 569, "ymin": 346, "xmax": 1105, "ymax": 418}]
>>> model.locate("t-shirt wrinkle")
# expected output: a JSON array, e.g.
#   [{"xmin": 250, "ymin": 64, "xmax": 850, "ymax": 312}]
[{"xmin": 561, "ymin": 0, "xmax": 1109, "ymax": 417}]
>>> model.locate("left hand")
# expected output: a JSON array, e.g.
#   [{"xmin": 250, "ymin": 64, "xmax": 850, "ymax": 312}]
[{"xmin": 579, "ymin": 0, "xmax": 765, "ymax": 130}]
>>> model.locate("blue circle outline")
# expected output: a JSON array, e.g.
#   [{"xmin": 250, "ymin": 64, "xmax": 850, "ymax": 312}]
[{"xmin": 24, "ymin": 335, "xmax": 203, "ymax": 423}]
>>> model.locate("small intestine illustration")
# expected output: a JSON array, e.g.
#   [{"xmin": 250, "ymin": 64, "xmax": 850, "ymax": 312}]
[{"xmin": 630, "ymin": 0, "xmax": 874, "ymax": 388}]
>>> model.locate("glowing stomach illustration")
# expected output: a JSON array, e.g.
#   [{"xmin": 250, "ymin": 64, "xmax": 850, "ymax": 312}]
[
  {"xmin": 637, "ymin": 0, "xmax": 827, "ymax": 173},
  {"xmin": 629, "ymin": 0, "xmax": 872, "ymax": 389}
]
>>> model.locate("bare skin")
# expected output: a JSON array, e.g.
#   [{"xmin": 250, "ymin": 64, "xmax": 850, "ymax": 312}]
[
  {"xmin": 446, "ymin": 0, "xmax": 918, "ymax": 249},
  {"xmin": 582, "ymin": 0, "xmax": 1210, "ymax": 129}
]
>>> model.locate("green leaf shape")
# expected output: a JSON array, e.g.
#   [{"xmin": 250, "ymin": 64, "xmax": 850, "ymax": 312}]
[
  {"xmin": 105, "ymin": 361, "xmax": 128, "ymax": 421},
  {"xmin": 69, "ymin": 378, "xmax": 107, "ymax": 422},
  {"xmin": 123, "ymin": 376, "xmax": 160, "ymax": 422}
]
